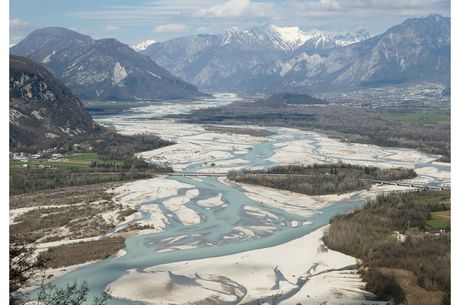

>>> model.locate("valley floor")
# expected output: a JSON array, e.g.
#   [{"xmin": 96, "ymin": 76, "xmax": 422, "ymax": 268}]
[{"xmin": 12, "ymin": 95, "xmax": 450, "ymax": 305}]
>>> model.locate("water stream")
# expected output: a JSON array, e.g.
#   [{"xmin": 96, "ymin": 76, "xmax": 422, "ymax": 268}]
[{"xmin": 41, "ymin": 96, "xmax": 450, "ymax": 304}]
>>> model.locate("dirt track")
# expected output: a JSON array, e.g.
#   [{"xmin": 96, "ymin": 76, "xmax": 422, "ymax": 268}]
[{"xmin": 379, "ymin": 268, "xmax": 444, "ymax": 305}]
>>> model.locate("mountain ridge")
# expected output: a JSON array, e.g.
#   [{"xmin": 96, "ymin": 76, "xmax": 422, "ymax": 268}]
[
  {"xmin": 11, "ymin": 28, "xmax": 205, "ymax": 101},
  {"xmin": 141, "ymin": 23, "xmax": 370, "ymax": 91},
  {"xmin": 139, "ymin": 15, "xmax": 449, "ymax": 93}
]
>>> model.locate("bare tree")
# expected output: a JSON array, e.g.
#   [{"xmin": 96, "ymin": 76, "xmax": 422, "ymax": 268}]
[{"xmin": 10, "ymin": 236, "xmax": 110, "ymax": 305}]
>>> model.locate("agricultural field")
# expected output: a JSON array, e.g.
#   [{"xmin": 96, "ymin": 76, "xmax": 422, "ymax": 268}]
[
  {"xmin": 426, "ymin": 210, "xmax": 451, "ymax": 230},
  {"xmin": 384, "ymin": 111, "xmax": 450, "ymax": 125},
  {"xmin": 10, "ymin": 152, "xmax": 124, "ymax": 170}
]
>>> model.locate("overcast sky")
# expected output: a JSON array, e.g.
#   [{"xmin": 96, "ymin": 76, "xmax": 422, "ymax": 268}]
[{"xmin": 10, "ymin": 0, "xmax": 450, "ymax": 46}]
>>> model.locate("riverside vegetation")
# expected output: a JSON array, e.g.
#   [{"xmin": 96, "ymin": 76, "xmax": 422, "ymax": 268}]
[
  {"xmin": 179, "ymin": 94, "xmax": 450, "ymax": 161},
  {"xmin": 10, "ymin": 132, "xmax": 173, "ymax": 195},
  {"xmin": 38, "ymin": 238, "xmax": 126, "ymax": 269},
  {"xmin": 10, "ymin": 237, "xmax": 111, "ymax": 305},
  {"xmin": 9, "ymin": 132, "xmax": 175, "ymax": 303},
  {"xmin": 323, "ymin": 190, "xmax": 451, "ymax": 305},
  {"xmin": 227, "ymin": 164, "xmax": 417, "ymax": 195}
]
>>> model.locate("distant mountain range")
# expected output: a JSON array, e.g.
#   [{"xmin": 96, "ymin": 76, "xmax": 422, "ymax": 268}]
[
  {"xmin": 10, "ymin": 55, "xmax": 99, "ymax": 150},
  {"xmin": 11, "ymin": 14, "xmax": 450, "ymax": 98},
  {"xmin": 10, "ymin": 27, "xmax": 205, "ymax": 101},
  {"xmin": 141, "ymin": 24, "xmax": 370, "ymax": 91},
  {"xmin": 140, "ymin": 14, "xmax": 450, "ymax": 93},
  {"xmin": 246, "ymin": 14, "xmax": 451, "ymax": 93}
]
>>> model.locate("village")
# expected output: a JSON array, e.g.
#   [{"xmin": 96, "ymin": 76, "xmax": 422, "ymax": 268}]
[{"xmin": 10, "ymin": 143, "xmax": 95, "ymax": 169}]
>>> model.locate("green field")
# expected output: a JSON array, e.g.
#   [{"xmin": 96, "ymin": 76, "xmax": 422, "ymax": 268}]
[
  {"xmin": 384, "ymin": 111, "xmax": 450, "ymax": 124},
  {"xmin": 10, "ymin": 152, "xmax": 124, "ymax": 170},
  {"xmin": 413, "ymin": 190, "xmax": 451, "ymax": 210},
  {"xmin": 426, "ymin": 210, "xmax": 450, "ymax": 230}
]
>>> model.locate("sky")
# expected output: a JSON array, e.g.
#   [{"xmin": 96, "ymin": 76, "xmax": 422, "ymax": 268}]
[{"xmin": 10, "ymin": 0, "xmax": 451, "ymax": 46}]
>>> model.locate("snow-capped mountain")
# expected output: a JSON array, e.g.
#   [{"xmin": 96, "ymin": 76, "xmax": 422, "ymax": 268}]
[
  {"xmin": 142, "ymin": 16, "xmax": 449, "ymax": 93},
  {"xmin": 296, "ymin": 28, "xmax": 371, "ymax": 54},
  {"xmin": 10, "ymin": 28, "xmax": 204, "ymax": 100},
  {"xmin": 243, "ymin": 14, "xmax": 451, "ymax": 93},
  {"xmin": 141, "ymin": 23, "xmax": 371, "ymax": 90},
  {"xmin": 266, "ymin": 25, "xmax": 371, "ymax": 52},
  {"xmin": 131, "ymin": 39, "xmax": 157, "ymax": 52},
  {"xmin": 267, "ymin": 25, "xmax": 311, "ymax": 50},
  {"xmin": 217, "ymin": 24, "xmax": 369, "ymax": 52},
  {"xmin": 219, "ymin": 25, "xmax": 308, "ymax": 51}
]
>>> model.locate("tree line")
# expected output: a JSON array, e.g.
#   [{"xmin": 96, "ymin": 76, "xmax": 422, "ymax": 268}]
[
  {"xmin": 178, "ymin": 102, "xmax": 450, "ymax": 161},
  {"xmin": 323, "ymin": 191, "xmax": 450, "ymax": 305},
  {"xmin": 227, "ymin": 164, "xmax": 417, "ymax": 196}
]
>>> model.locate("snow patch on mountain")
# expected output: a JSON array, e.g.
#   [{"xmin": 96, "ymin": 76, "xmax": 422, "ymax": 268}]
[
  {"xmin": 278, "ymin": 53, "xmax": 325, "ymax": 76},
  {"xmin": 132, "ymin": 39, "xmax": 157, "ymax": 52},
  {"xmin": 218, "ymin": 24, "xmax": 370, "ymax": 52},
  {"xmin": 148, "ymin": 71, "xmax": 162, "ymax": 79},
  {"xmin": 41, "ymin": 50, "xmax": 56, "ymax": 64},
  {"xmin": 301, "ymin": 29, "xmax": 371, "ymax": 49},
  {"xmin": 112, "ymin": 62, "xmax": 128, "ymax": 86},
  {"xmin": 220, "ymin": 26, "xmax": 246, "ymax": 46},
  {"xmin": 268, "ymin": 25, "xmax": 310, "ymax": 50}
]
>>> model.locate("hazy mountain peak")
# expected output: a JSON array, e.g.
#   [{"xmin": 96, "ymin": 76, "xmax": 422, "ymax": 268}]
[
  {"xmin": 221, "ymin": 26, "xmax": 249, "ymax": 46},
  {"xmin": 399, "ymin": 13, "xmax": 450, "ymax": 29},
  {"xmin": 354, "ymin": 27, "xmax": 371, "ymax": 37},
  {"xmin": 132, "ymin": 39, "xmax": 157, "ymax": 52},
  {"xmin": 27, "ymin": 27, "xmax": 91, "ymax": 39}
]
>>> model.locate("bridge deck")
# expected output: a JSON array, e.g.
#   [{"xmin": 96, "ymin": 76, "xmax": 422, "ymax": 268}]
[{"xmin": 168, "ymin": 172, "xmax": 227, "ymax": 177}]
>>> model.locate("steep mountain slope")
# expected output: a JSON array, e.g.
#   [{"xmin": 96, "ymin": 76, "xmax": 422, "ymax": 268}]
[
  {"xmin": 144, "ymin": 34, "xmax": 221, "ymax": 79},
  {"xmin": 141, "ymin": 24, "xmax": 369, "ymax": 91},
  {"xmin": 246, "ymin": 14, "xmax": 450, "ymax": 93},
  {"xmin": 295, "ymin": 28, "xmax": 370, "ymax": 55},
  {"xmin": 141, "ymin": 15, "xmax": 449, "ymax": 93},
  {"xmin": 143, "ymin": 27, "xmax": 283, "ymax": 90},
  {"xmin": 10, "ymin": 27, "xmax": 204, "ymax": 100},
  {"xmin": 9, "ymin": 55, "xmax": 99, "ymax": 150}
]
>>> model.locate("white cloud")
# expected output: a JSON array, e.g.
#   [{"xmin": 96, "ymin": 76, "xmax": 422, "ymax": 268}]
[
  {"xmin": 65, "ymin": 0, "xmax": 449, "ymax": 36},
  {"xmin": 153, "ymin": 23, "xmax": 190, "ymax": 33},
  {"xmin": 197, "ymin": 26, "xmax": 209, "ymax": 32},
  {"xmin": 194, "ymin": 0, "xmax": 275, "ymax": 19},
  {"xmin": 103, "ymin": 25, "xmax": 120, "ymax": 31},
  {"xmin": 10, "ymin": 18, "xmax": 30, "ymax": 30},
  {"xmin": 285, "ymin": 0, "xmax": 450, "ymax": 18},
  {"xmin": 67, "ymin": 0, "xmax": 449, "ymax": 29}
]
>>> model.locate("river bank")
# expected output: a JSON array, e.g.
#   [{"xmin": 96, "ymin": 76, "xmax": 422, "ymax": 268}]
[{"xmin": 32, "ymin": 94, "xmax": 450, "ymax": 304}]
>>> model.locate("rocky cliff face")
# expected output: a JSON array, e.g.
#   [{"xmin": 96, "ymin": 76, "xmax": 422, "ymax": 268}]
[{"xmin": 10, "ymin": 55, "xmax": 99, "ymax": 150}]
